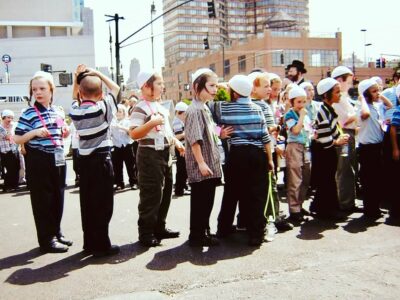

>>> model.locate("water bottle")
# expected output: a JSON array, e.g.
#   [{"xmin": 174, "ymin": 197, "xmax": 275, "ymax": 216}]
[
  {"xmin": 340, "ymin": 144, "xmax": 348, "ymax": 157},
  {"xmin": 266, "ymin": 216, "xmax": 277, "ymax": 242}
]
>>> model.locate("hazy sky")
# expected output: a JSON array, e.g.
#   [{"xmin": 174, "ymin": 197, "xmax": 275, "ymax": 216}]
[{"xmin": 85, "ymin": 0, "xmax": 400, "ymax": 78}]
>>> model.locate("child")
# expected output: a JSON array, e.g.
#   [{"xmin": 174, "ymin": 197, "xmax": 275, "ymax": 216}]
[
  {"xmin": 130, "ymin": 70, "xmax": 184, "ymax": 247},
  {"xmin": 173, "ymin": 101, "xmax": 189, "ymax": 197},
  {"xmin": 70, "ymin": 64, "xmax": 120, "ymax": 257},
  {"xmin": 312, "ymin": 78, "xmax": 349, "ymax": 219},
  {"xmin": 185, "ymin": 68, "xmax": 230, "ymax": 246},
  {"xmin": 111, "ymin": 104, "xmax": 137, "ymax": 190},
  {"xmin": 358, "ymin": 79, "xmax": 392, "ymax": 219},
  {"xmin": 284, "ymin": 86, "xmax": 312, "ymax": 225},
  {"xmin": 14, "ymin": 71, "xmax": 71, "ymax": 253}
]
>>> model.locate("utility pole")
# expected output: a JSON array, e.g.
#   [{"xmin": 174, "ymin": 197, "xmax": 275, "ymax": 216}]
[
  {"xmin": 109, "ymin": 24, "xmax": 114, "ymax": 81},
  {"xmin": 151, "ymin": 1, "xmax": 156, "ymax": 69},
  {"xmin": 106, "ymin": 14, "xmax": 125, "ymax": 87}
]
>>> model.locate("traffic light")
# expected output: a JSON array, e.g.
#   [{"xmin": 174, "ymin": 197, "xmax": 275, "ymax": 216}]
[
  {"xmin": 376, "ymin": 58, "xmax": 381, "ymax": 68},
  {"xmin": 59, "ymin": 73, "xmax": 72, "ymax": 87},
  {"xmin": 280, "ymin": 53, "xmax": 284, "ymax": 65},
  {"xmin": 40, "ymin": 63, "xmax": 52, "ymax": 73},
  {"xmin": 207, "ymin": 1, "xmax": 216, "ymax": 18},
  {"xmin": 203, "ymin": 37, "xmax": 210, "ymax": 50},
  {"xmin": 382, "ymin": 58, "xmax": 386, "ymax": 68}
]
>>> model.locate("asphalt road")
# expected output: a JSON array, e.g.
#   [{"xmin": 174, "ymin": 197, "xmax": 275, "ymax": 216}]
[{"xmin": 0, "ymin": 160, "xmax": 399, "ymax": 300}]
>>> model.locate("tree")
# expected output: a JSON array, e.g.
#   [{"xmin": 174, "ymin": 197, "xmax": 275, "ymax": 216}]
[{"xmin": 214, "ymin": 87, "xmax": 230, "ymax": 102}]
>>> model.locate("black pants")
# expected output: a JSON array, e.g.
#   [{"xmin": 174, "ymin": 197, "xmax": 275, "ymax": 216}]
[
  {"xmin": 382, "ymin": 126, "xmax": 397, "ymax": 211},
  {"xmin": 311, "ymin": 144, "xmax": 339, "ymax": 215},
  {"xmin": 72, "ymin": 148, "xmax": 80, "ymax": 182},
  {"xmin": 190, "ymin": 178, "xmax": 219, "ymax": 239},
  {"xmin": 25, "ymin": 148, "xmax": 66, "ymax": 247},
  {"xmin": 79, "ymin": 153, "xmax": 114, "ymax": 251},
  {"xmin": 112, "ymin": 144, "xmax": 136, "ymax": 186},
  {"xmin": 218, "ymin": 145, "xmax": 268, "ymax": 238},
  {"xmin": 137, "ymin": 147, "xmax": 173, "ymax": 237},
  {"xmin": 359, "ymin": 143, "xmax": 383, "ymax": 216},
  {"xmin": 0, "ymin": 150, "xmax": 20, "ymax": 189},
  {"xmin": 174, "ymin": 148, "xmax": 187, "ymax": 193}
]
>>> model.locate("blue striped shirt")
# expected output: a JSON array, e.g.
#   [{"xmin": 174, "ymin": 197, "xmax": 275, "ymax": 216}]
[
  {"xmin": 214, "ymin": 97, "xmax": 271, "ymax": 148},
  {"xmin": 70, "ymin": 94, "xmax": 117, "ymax": 156},
  {"xmin": 15, "ymin": 103, "xmax": 65, "ymax": 153}
]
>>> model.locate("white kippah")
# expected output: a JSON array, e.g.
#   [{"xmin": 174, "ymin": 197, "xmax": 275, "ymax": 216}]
[
  {"xmin": 331, "ymin": 66, "xmax": 353, "ymax": 79},
  {"xmin": 317, "ymin": 78, "xmax": 339, "ymax": 95},
  {"xmin": 288, "ymin": 85, "xmax": 307, "ymax": 99},
  {"xmin": 33, "ymin": 71, "xmax": 54, "ymax": 86},
  {"xmin": 137, "ymin": 69, "xmax": 157, "ymax": 89},
  {"xmin": 229, "ymin": 75, "xmax": 253, "ymax": 97},
  {"xmin": 192, "ymin": 68, "xmax": 213, "ymax": 84},
  {"xmin": 358, "ymin": 79, "xmax": 377, "ymax": 97}
]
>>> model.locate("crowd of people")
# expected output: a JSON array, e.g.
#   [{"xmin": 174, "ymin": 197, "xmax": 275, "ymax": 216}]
[{"xmin": 1, "ymin": 59, "xmax": 399, "ymax": 257}]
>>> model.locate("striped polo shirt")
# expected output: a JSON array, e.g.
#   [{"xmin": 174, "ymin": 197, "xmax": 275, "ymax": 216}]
[
  {"xmin": 69, "ymin": 94, "xmax": 117, "ymax": 156},
  {"xmin": 15, "ymin": 102, "xmax": 64, "ymax": 153},
  {"xmin": 251, "ymin": 99, "xmax": 275, "ymax": 128},
  {"xmin": 315, "ymin": 102, "xmax": 340, "ymax": 149},
  {"xmin": 214, "ymin": 97, "xmax": 271, "ymax": 148}
]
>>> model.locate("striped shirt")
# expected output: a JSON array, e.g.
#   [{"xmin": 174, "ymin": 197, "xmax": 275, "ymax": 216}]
[
  {"xmin": 0, "ymin": 123, "xmax": 17, "ymax": 153},
  {"xmin": 315, "ymin": 102, "xmax": 340, "ymax": 149},
  {"xmin": 130, "ymin": 100, "xmax": 174, "ymax": 149},
  {"xmin": 15, "ymin": 103, "xmax": 65, "ymax": 153},
  {"xmin": 69, "ymin": 94, "xmax": 117, "ymax": 156},
  {"xmin": 184, "ymin": 99, "xmax": 222, "ymax": 183},
  {"xmin": 391, "ymin": 105, "xmax": 400, "ymax": 130},
  {"xmin": 214, "ymin": 97, "xmax": 271, "ymax": 148},
  {"xmin": 251, "ymin": 99, "xmax": 275, "ymax": 128}
]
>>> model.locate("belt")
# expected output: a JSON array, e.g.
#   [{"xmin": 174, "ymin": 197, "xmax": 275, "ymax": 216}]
[{"xmin": 138, "ymin": 138, "xmax": 170, "ymax": 146}]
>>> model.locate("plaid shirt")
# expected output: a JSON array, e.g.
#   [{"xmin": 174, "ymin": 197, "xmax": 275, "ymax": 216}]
[{"xmin": 0, "ymin": 123, "xmax": 17, "ymax": 153}]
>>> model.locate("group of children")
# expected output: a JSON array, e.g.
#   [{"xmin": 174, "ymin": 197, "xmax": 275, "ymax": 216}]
[{"xmin": 6, "ymin": 63, "xmax": 400, "ymax": 256}]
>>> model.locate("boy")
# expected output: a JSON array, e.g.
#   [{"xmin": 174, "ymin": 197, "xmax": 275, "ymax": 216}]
[{"xmin": 70, "ymin": 64, "xmax": 120, "ymax": 257}]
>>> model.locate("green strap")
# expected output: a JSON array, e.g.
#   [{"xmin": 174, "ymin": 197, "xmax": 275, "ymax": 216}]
[{"xmin": 264, "ymin": 171, "xmax": 276, "ymax": 222}]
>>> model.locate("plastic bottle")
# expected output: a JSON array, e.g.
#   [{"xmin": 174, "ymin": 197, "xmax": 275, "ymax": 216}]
[{"xmin": 266, "ymin": 216, "xmax": 277, "ymax": 242}]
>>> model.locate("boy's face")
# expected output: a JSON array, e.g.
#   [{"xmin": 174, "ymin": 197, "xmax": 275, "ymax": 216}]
[
  {"xmin": 331, "ymin": 85, "xmax": 341, "ymax": 103},
  {"xmin": 176, "ymin": 111, "xmax": 186, "ymax": 121},
  {"xmin": 199, "ymin": 76, "xmax": 218, "ymax": 101},
  {"xmin": 305, "ymin": 86, "xmax": 315, "ymax": 100},
  {"xmin": 32, "ymin": 78, "xmax": 52, "ymax": 105},
  {"xmin": 2, "ymin": 116, "xmax": 13, "ymax": 126},
  {"xmin": 369, "ymin": 84, "xmax": 380, "ymax": 102},
  {"xmin": 145, "ymin": 75, "xmax": 164, "ymax": 99},
  {"xmin": 293, "ymin": 97, "xmax": 306, "ymax": 110},
  {"xmin": 253, "ymin": 78, "xmax": 271, "ymax": 99},
  {"xmin": 270, "ymin": 81, "xmax": 282, "ymax": 99},
  {"xmin": 116, "ymin": 109, "xmax": 125, "ymax": 119}
]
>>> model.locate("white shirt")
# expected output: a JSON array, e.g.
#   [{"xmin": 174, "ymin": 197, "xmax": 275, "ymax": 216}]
[{"xmin": 332, "ymin": 93, "xmax": 357, "ymax": 130}]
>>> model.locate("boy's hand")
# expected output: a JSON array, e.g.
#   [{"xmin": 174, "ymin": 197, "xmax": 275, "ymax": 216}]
[
  {"xmin": 75, "ymin": 64, "xmax": 87, "ymax": 77},
  {"xmin": 150, "ymin": 114, "xmax": 164, "ymax": 126},
  {"xmin": 34, "ymin": 128, "xmax": 50, "ymax": 138},
  {"xmin": 220, "ymin": 125, "xmax": 234, "ymax": 139},
  {"xmin": 393, "ymin": 149, "xmax": 400, "ymax": 161},
  {"xmin": 199, "ymin": 162, "xmax": 213, "ymax": 176}
]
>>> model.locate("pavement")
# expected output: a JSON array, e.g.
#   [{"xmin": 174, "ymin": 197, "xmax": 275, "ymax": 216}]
[{"xmin": 0, "ymin": 159, "xmax": 399, "ymax": 300}]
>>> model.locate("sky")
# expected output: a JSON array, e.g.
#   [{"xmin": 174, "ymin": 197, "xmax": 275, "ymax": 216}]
[{"xmin": 85, "ymin": 0, "xmax": 400, "ymax": 79}]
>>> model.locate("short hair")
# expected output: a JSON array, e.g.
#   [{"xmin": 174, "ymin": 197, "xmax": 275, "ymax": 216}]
[
  {"xmin": 79, "ymin": 76, "xmax": 102, "ymax": 98},
  {"xmin": 335, "ymin": 73, "xmax": 352, "ymax": 82},
  {"xmin": 253, "ymin": 73, "xmax": 270, "ymax": 88},
  {"xmin": 193, "ymin": 71, "xmax": 217, "ymax": 96}
]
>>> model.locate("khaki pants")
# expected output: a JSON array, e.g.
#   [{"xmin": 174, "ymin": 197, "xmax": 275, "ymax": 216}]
[{"xmin": 286, "ymin": 143, "xmax": 311, "ymax": 214}]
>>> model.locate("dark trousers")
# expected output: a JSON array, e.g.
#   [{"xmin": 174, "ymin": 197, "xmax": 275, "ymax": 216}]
[
  {"xmin": 359, "ymin": 143, "xmax": 383, "ymax": 216},
  {"xmin": 0, "ymin": 150, "xmax": 20, "ymax": 189},
  {"xmin": 382, "ymin": 126, "xmax": 397, "ymax": 212},
  {"xmin": 25, "ymin": 148, "xmax": 66, "ymax": 247},
  {"xmin": 137, "ymin": 147, "xmax": 173, "ymax": 237},
  {"xmin": 190, "ymin": 178, "xmax": 219, "ymax": 239},
  {"xmin": 174, "ymin": 148, "xmax": 187, "ymax": 193},
  {"xmin": 311, "ymin": 144, "xmax": 339, "ymax": 215},
  {"xmin": 112, "ymin": 144, "xmax": 136, "ymax": 186},
  {"xmin": 79, "ymin": 153, "xmax": 114, "ymax": 251},
  {"xmin": 218, "ymin": 145, "xmax": 268, "ymax": 238},
  {"xmin": 72, "ymin": 148, "xmax": 80, "ymax": 182}
]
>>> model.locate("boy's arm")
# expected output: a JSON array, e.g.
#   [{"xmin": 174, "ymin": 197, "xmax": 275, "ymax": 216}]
[
  {"xmin": 192, "ymin": 142, "xmax": 213, "ymax": 176},
  {"xmin": 129, "ymin": 114, "xmax": 163, "ymax": 140},
  {"xmin": 86, "ymin": 67, "xmax": 120, "ymax": 100},
  {"xmin": 73, "ymin": 64, "xmax": 86, "ymax": 100},
  {"xmin": 390, "ymin": 125, "xmax": 399, "ymax": 161}
]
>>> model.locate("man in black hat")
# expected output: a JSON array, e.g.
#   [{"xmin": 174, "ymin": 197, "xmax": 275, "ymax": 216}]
[{"xmin": 287, "ymin": 60, "xmax": 307, "ymax": 85}]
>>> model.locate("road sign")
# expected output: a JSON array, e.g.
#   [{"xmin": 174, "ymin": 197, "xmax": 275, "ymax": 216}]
[{"xmin": 2, "ymin": 54, "xmax": 11, "ymax": 64}]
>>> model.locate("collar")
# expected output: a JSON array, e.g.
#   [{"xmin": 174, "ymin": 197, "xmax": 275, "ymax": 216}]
[
  {"xmin": 237, "ymin": 97, "xmax": 251, "ymax": 104},
  {"xmin": 34, "ymin": 102, "xmax": 52, "ymax": 112},
  {"xmin": 323, "ymin": 102, "xmax": 338, "ymax": 118},
  {"xmin": 80, "ymin": 100, "xmax": 97, "ymax": 106}
]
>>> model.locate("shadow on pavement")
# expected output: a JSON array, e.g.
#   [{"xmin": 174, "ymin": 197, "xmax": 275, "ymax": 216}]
[
  {"xmin": 146, "ymin": 234, "xmax": 257, "ymax": 271},
  {"xmin": 0, "ymin": 248, "xmax": 44, "ymax": 271},
  {"xmin": 5, "ymin": 242, "xmax": 148, "ymax": 285},
  {"xmin": 296, "ymin": 219, "xmax": 340, "ymax": 240},
  {"xmin": 342, "ymin": 216, "xmax": 382, "ymax": 234}
]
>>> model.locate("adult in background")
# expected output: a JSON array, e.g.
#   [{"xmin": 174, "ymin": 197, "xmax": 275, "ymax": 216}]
[
  {"xmin": 286, "ymin": 60, "xmax": 307, "ymax": 85},
  {"xmin": 14, "ymin": 71, "xmax": 72, "ymax": 253}
]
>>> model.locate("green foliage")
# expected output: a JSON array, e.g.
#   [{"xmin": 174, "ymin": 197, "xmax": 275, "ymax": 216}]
[
  {"xmin": 214, "ymin": 88, "xmax": 230, "ymax": 102},
  {"xmin": 182, "ymin": 98, "xmax": 192, "ymax": 105}
]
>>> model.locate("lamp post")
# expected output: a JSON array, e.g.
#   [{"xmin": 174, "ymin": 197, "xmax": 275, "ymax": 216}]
[
  {"xmin": 151, "ymin": 1, "xmax": 156, "ymax": 69},
  {"xmin": 365, "ymin": 43, "xmax": 372, "ymax": 66},
  {"xmin": 361, "ymin": 29, "xmax": 367, "ymax": 66}
]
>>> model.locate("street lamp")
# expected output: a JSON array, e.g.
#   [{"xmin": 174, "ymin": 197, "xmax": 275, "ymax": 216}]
[
  {"xmin": 365, "ymin": 43, "xmax": 372, "ymax": 66},
  {"xmin": 151, "ymin": 1, "xmax": 156, "ymax": 69},
  {"xmin": 361, "ymin": 29, "xmax": 367, "ymax": 66}
]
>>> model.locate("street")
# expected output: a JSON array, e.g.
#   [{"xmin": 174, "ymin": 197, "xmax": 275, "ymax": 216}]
[{"xmin": 0, "ymin": 159, "xmax": 399, "ymax": 300}]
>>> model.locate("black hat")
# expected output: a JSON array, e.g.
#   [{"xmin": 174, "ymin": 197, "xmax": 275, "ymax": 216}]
[{"xmin": 287, "ymin": 60, "xmax": 307, "ymax": 74}]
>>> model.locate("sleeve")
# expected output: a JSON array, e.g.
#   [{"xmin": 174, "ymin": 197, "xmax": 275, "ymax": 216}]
[
  {"xmin": 173, "ymin": 118, "xmax": 184, "ymax": 134},
  {"xmin": 260, "ymin": 112, "xmax": 271, "ymax": 145},
  {"xmin": 130, "ymin": 105, "xmax": 148, "ymax": 128},
  {"xmin": 185, "ymin": 110, "xmax": 204, "ymax": 146},
  {"xmin": 315, "ymin": 110, "xmax": 335, "ymax": 148},
  {"xmin": 286, "ymin": 118, "xmax": 297, "ymax": 131},
  {"xmin": 263, "ymin": 103, "xmax": 275, "ymax": 127},
  {"xmin": 391, "ymin": 107, "xmax": 400, "ymax": 127},
  {"xmin": 14, "ymin": 112, "xmax": 33, "ymax": 136}
]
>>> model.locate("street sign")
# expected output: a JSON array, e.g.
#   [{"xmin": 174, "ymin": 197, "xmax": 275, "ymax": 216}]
[{"xmin": 2, "ymin": 54, "xmax": 11, "ymax": 64}]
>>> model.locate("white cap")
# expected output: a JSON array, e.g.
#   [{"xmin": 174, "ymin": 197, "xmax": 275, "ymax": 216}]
[
  {"xmin": 317, "ymin": 78, "xmax": 339, "ymax": 95},
  {"xmin": 299, "ymin": 81, "xmax": 313, "ymax": 90},
  {"xmin": 371, "ymin": 76, "xmax": 383, "ymax": 85},
  {"xmin": 268, "ymin": 73, "xmax": 281, "ymax": 82},
  {"xmin": 32, "ymin": 71, "xmax": 54, "ymax": 86},
  {"xmin": 358, "ymin": 79, "xmax": 377, "ymax": 97},
  {"xmin": 247, "ymin": 71, "xmax": 263, "ymax": 84},
  {"xmin": 192, "ymin": 68, "xmax": 213, "ymax": 84},
  {"xmin": 288, "ymin": 85, "xmax": 307, "ymax": 99},
  {"xmin": 137, "ymin": 69, "xmax": 156, "ymax": 89},
  {"xmin": 1, "ymin": 109, "xmax": 14, "ymax": 118},
  {"xmin": 396, "ymin": 85, "xmax": 400, "ymax": 98},
  {"xmin": 228, "ymin": 75, "xmax": 253, "ymax": 97},
  {"xmin": 331, "ymin": 66, "xmax": 353, "ymax": 79},
  {"xmin": 175, "ymin": 101, "xmax": 188, "ymax": 112}
]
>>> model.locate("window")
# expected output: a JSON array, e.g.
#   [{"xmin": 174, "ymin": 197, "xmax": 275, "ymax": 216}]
[
  {"xmin": 272, "ymin": 50, "xmax": 303, "ymax": 67},
  {"xmin": 224, "ymin": 59, "xmax": 230, "ymax": 76},
  {"xmin": 238, "ymin": 55, "xmax": 246, "ymax": 73},
  {"xmin": 308, "ymin": 50, "xmax": 338, "ymax": 67}
]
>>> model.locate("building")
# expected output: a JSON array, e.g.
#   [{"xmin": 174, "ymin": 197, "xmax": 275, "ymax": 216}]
[
  {"xmin": 127, "ymin": 58, "xmax": 141, "ymax": 88},
  {"xmin": 0, "ymin": 0, "xmax": 95, "ymax": 112},
  {"xmin": 163, "ymin": 0, "xmax": 309, "ymax": 68}
]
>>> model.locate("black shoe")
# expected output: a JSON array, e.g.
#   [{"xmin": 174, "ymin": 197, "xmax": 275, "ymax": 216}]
[
  {"xmin": 288, "ymin": 213, "xmax": 308, "ymax": 226},
  {"xmin": 248, "ymin": 236, "xmax": 264, "ymax": 247},
  {"xmin": 130, "ymin": 183, "xmax": 138, "ymax": 190},
  {"xmin": 139, "ymin": 234, "xmax": 161, "ymax": 247},
  {"xmin": 92, "ymin": 245, "xmax": 120, "ymax": 258},
  {"xmin": 216, "ymin": 225, "xmax": 237, "ymax": 238},
  {"xmin": 155, "ymin": 228, "xmax": 180, "ymax": 239},
  {"xmin": 57, "ymin": 235, "xmax": 73, "ymax": 246},
  {"xmin": 340, "ymin": 205, "xmax": 363, "ymax": 213},
  {"xmin": 301, "ymin": 208, "xmax": 311, "ymax": 216},
  {"xmin": 385, "ymin": 216, "xmax": 400, "ymax": 227},
  {"xmin": 189, "ymin": 236, "xmax": 220, "ymax": 247},
  {"xmin": 40, "ymin": 239, "xmax": 69, "ymax": 253},
  {"xmin": 275, "ymin": 219, "xmax": 294, "ymax": 232}
]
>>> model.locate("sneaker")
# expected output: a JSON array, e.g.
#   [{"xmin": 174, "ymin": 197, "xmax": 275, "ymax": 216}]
[{"xmin": 288, "ymin": 213, "xmax": 308, "ymax": 226}]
